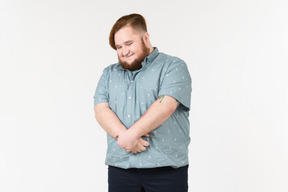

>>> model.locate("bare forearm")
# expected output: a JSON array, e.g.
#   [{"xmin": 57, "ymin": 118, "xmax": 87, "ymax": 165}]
[
  {"xmin": 117, "ymin": 95, "xmax": 179, "ymax": 151},
  {"xmin": 127, "ymin": 96, "xmax": 179, "ymax": 141},
  {"xmin": 94, "ymin": 103, "xmax": 126, "ymax": 139}
]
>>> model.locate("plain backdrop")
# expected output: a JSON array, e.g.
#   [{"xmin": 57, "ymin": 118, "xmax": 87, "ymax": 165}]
[{"xmin": 0, "ymin": 0, "xmax": 287, "ymax": 192}]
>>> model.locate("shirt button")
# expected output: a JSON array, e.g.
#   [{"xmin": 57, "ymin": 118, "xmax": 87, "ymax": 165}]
[
  {"xmin": 127, "ymin": 114, "xmax": 131, "ymax": 118},
  {"xmin": 128, "ymin": 96, "xmax": 131, "ymax": 99},
  {"xmin": 131, "ymin": 80, "xmax": 133, "ymax": 83}
]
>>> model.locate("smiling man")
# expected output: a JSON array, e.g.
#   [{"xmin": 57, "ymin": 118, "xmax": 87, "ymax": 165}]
[
  {"xmin": 94, "ymin": 13, "xmax": 192, "ymax": 192},
  {"xmin": 115, "ymin": 25, "xmax": 152, "ymax": 71}
]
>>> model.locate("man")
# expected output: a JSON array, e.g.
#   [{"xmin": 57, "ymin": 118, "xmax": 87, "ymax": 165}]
[{"xmin": 94, "ymin": 13, "xmax": 192, "ymax": 192}]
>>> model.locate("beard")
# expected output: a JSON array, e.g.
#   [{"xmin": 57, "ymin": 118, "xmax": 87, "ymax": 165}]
[{"xmin": 118, "ymin": 40, "xmax": 151, "ymax": 71}]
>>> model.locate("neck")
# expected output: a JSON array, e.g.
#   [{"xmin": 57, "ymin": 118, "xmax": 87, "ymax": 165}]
[{"xmin": 148, "ymin": 46, "xmax": 154, "ymax": 54}]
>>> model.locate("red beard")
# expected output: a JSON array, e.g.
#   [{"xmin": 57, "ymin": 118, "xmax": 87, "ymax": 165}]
[{"xmin": 118, "ymin": 40, "xmax": 151, "ymax": 71}]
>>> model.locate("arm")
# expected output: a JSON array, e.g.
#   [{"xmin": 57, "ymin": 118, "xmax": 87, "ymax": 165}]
[
  {"xmin": 117, "ymin": 95, "xmax": 180, "ymax": 151},
  {"xmin": 94, "ymin": 102, "xmax": 149, "ymax": 153},
  {"xmin": 94, "ymin": 102, "xmax": 126, "ymax": 139}
]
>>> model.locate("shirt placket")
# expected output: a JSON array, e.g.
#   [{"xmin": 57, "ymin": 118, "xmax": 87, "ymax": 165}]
[
  {"xmin": 126, "ymin": 70, "xmax": 138, "ymax": 167},
  {"xmin": 125, "ymin": 71, "xmax": 135, "ymax": 127}
]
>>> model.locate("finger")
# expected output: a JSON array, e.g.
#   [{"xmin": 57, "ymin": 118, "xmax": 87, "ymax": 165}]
[
  {"xmin": 139, "ymin": 139, "xmax": 149, "ymax": 147},
  {"xmin": 143, "ymin": 141, "xmax": 149, "ymax": 147},
  {"xmin": 132, "ymin": 144, "xmax": 145, "ymax": 153},
  {"xmin": 137, "ymin": 143, "xmax": 147, "ymax": 151},
  {"xmin": 140, "ymin": 146, "xmax": 146, "ymax": 151},
  {"xmin": 132, "ymin": 150, "xmax": 138, "ymax": 154},
  {"xmin": 131, "ymin": 146, "xmax": 141, "ymax": 154}
]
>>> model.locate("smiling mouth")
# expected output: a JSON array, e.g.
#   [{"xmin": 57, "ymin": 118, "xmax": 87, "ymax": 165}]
[{"xmin": 126, "ymin": 53, "xmax": 134, "ymax": 58}]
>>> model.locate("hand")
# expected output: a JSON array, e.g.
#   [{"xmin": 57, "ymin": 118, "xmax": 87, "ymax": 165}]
[
  {"xmin": 117, "ymin": 129, "xmax": 137, "ymax": 152},
  {"xmin": 131, "ymin": 136, "xmax": 150, "ymax": 154},
  {"xmin": 117, "ymin": 130, "xmax": 149, "ymax": 153}
]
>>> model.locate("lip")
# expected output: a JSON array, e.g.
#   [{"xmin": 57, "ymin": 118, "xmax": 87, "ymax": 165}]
[{"xmin": 125, "ymin": 53, "xmax": 134, "ymax": 59}]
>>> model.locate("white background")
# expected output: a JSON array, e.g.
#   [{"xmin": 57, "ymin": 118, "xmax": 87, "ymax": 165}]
[{"xmin": 1, "ymin": 0, "xmax": 287, "ymax": 191}]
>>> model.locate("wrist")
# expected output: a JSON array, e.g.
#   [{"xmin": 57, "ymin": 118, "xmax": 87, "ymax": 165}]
[
  {"xmin": 115, "ymin": 129, "xmax": 127, "ymax": 139},
  {"xmin": 127, "ymin": 127, "xmax": 141, "ymax": 141}
]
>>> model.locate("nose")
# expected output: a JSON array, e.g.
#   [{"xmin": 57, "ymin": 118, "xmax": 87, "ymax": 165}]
[{"xmin": 122, "ymin": 46, "xmax": 130, "ymax": 57}]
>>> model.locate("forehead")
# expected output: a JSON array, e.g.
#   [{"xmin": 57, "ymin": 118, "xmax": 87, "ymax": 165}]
[{"xmin": 114, "ymin": 26, "xmax": 142, "ymax": 44}]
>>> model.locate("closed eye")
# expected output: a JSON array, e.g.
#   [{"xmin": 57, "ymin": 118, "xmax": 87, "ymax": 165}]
[{"xmin": 125, "ymin": 41, "xmax": 133, "ymax": 46}]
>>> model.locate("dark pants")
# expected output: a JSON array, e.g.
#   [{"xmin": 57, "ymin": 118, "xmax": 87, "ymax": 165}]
[{"xmin": 108, "ymin": 165, "xmax": 188, "ymax": 192}]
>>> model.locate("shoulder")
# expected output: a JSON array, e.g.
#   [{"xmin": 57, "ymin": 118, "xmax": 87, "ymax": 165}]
[
  {"xmin": 157, "ymin": 52, "xmax": 187, "ymax": 68},
  {"xmin": 102, "ymin": 63, "xmax": 122, "ymax": 73}
]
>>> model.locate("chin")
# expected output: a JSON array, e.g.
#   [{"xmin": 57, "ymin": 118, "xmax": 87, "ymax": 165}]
[
  {"xmin": 122, "ymin": 59, "xmax": 135, "ymax": 65},
  {"xmin": 124, "ymin": 57, "xmax": 136, "ymax": 63}
]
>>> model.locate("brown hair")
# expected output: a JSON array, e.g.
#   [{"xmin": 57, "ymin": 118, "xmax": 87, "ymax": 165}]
[{"xmin": 109, "ymin": 13, "xmax": 147, "ymax": 50}]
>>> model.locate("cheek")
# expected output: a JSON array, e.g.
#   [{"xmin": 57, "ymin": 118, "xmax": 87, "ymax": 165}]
[
  {"xmin": 131, "ymin": 45, "xmax": 141, "ymax": 55},
  {"xmin": 116, "ymin": 51, "xmax": 122, "ymax": 58}
]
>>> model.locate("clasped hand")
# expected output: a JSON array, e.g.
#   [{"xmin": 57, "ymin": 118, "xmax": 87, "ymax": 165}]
[{"xmin": 117, "ymin": 130, "xmax": 149, "ymax": 154}]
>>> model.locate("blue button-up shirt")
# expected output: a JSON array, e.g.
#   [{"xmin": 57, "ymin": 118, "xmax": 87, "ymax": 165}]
[{"xmin": 94, "ymin": 48, "xmax": 192, "ymax": 169}]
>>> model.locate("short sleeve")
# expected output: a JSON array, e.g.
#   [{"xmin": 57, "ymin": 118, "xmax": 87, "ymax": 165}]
[
  {"xmin": 93, "ymin": 68, "xmax": 109, "ymax": 106},
  {"xmin": 158, "ymin": 59, "xmax": 192, "ymax": 111}
]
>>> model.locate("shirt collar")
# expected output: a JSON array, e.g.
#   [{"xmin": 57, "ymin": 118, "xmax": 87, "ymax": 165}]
[{"xmin": 142, "ymin": 47, "xmax": 159, "ymax": 68}]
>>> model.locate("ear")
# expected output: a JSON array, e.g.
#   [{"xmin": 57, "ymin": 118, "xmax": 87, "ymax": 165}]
[{"xmin": 143, "ymin": 32, "xmax": 150, "ymax": 43}]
